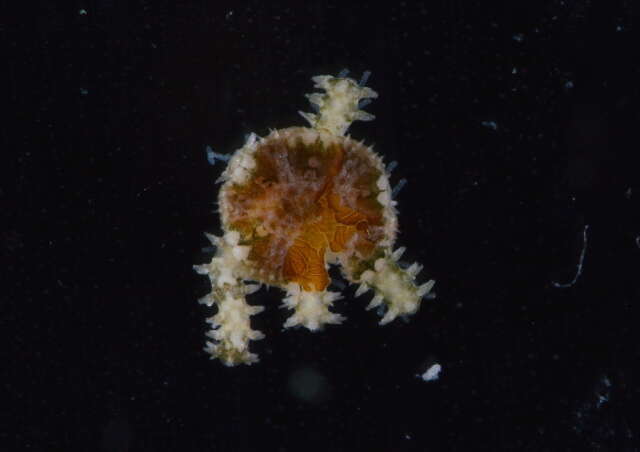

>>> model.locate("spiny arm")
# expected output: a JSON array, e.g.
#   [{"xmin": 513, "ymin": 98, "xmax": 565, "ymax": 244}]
[{"xmin": 299, "ymin": 71, "xmax": 378, "ymax": 136}]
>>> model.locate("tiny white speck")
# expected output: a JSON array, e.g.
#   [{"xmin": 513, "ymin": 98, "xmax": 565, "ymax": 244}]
[
  {"xmin": 79, "ymin": 9, "xmax": 87, "ymax": 15},
  {"xmin": 482, "ymin": 120, "xmax": 497, "ymax": 130},
  {"xmin": 420, "ymin": 363, "xmax": 442, "ymax": 382},
  {"xmin": 596, "ymin": 393, "xmax": 608, "ymax": 408}
]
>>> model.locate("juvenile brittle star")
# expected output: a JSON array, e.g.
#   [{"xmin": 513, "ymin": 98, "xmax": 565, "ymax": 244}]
[{"xmin": 194, "ymin": 72, "xmax": 435, "ymax": 365}]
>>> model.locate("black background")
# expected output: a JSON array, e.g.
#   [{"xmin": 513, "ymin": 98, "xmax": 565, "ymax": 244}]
[{"xmin": 3, "ymin": 1, "xmax": 640, "ymax": 451}]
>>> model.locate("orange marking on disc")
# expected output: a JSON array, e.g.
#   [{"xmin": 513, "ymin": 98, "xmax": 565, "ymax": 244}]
[{"xmin": 282, "ymin": 145, "xmax": 377, "ymax": 291}]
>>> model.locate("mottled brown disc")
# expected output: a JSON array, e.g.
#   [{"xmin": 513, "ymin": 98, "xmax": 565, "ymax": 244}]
[{"xmin": 221, "ymin": 127, "xmax": 387, "ymax": 290}]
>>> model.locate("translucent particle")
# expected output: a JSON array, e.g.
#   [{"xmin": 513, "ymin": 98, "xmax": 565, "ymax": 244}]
[
  {"xmin": 552, "ymin": 224, "xmax": 589, "ymax": 289},
  {"xmin": 194, "ymin": 72, "xmax": 436, "ymax": 365},
  {"xmin": 419, "ymin": 363, "xmax": 442, "ymax": 382},
  {"xmin": 481, "ymin": 120, "xmax": 498, "ymax": 130}
]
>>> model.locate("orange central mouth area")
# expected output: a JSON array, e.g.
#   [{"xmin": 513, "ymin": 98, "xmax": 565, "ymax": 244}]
[{"xmin": 283, "ymin": 187, "xmax": 371, "ymax": 291}]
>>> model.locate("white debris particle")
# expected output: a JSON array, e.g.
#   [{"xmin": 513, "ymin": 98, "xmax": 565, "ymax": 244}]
[
  {"xmin": 481, "ymin": 120, "xmax": 498, "ymax": 130},
  {"xmin": 596, "ymin": 393, "xmax": 608, "ymax": 409},
  {"xmin": 420, "ymin": 363, "xmax": 442, "ymax": 382}
]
